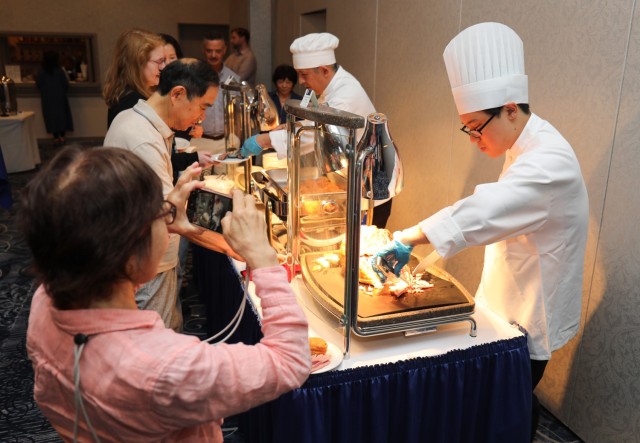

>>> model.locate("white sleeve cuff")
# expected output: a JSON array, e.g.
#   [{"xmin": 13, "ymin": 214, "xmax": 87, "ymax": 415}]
[
  {"xmin": 269, "ymin": 130, "xmax": 288, "ymax": 159},
  {"xmin": 419, "ymin": 207, "xmax": 467, "ymax": 258}
]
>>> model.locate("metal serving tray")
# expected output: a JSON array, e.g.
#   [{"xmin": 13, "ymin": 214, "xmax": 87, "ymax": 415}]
[
  {"xmin": 252, "ymin": 168, "xmax": 348, "ymax": 222},
  {"xmin": 300, "ymin": 251, "xmax": 475, "ymax": 333}
]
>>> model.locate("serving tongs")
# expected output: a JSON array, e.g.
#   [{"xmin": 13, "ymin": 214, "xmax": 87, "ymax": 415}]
[
  {"xmin": 372, "ymin": 255, "xmax": 407, "ymax": 284},
  {"xmin": 373, "ymin": 249, "xmax": 441, "ymax": 285}
]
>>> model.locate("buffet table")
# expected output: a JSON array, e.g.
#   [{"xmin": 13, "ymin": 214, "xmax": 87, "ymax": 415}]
[
  {"xmin": 0, "ymin": 111, "xmax": 41, "ymax": 173},
  {"xmin": 236, "ymin": 272, "xmax": 532, "ymax": 443}
]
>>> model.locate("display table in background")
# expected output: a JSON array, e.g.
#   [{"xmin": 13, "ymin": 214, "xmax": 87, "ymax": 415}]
[
  {"xmin": 0, "ymin": 147, "xmax": 11, "ymax": 209},
  {"xmin": 234, "ymin": 272, "xmax": 532, "ymax": 443},
  {"xmin": 0, "ymin": 112, "xmax": 41, "ymax": 173}
]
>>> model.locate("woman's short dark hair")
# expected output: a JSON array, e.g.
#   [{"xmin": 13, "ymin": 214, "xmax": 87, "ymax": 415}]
[
  {"xmin": 159, "ymin": 33, "xmax": 184, "ymax": 59},
  {"xmin": 272, "ymin": 64, "xmax": 298, "ymax": 86},
  {"xmin": 18, "ymin": 146, "xmax": 163, "ymax": 310},
  {"xmin": 157, "ymin": 58, "xmax": 219, "ymax": 99}
]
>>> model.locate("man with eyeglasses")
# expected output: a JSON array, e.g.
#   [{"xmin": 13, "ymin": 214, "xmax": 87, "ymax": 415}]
[
  {"xmin": 105, "ymin": 58, "xmax": 240, "ymax": 332},
  {"xmin": 372, "ymin": 22, "xmax": 588, "ymax": 442}
]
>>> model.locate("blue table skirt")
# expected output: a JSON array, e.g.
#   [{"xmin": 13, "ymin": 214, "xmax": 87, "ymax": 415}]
[
  {"xmin": 268, "ymin": 336, "xmax": 531, "ymax": 443},
  {"xmin": 191, "ymin": 246, "xmax": 531, "ymax": 442}
]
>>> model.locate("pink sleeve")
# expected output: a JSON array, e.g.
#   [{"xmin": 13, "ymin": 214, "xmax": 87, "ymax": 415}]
[{"xmin": 151, "ymin": 266, "xmax": 311, "ymax": 425}]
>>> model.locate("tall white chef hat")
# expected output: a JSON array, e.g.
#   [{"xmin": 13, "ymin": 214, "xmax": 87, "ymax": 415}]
[
  {"xmin": 443, "ymin": 22, "xmax": 528, "ymax": 115},
  {"xmin": 290, "ymin": 33, "xmax": 339, "ymax": 69}
]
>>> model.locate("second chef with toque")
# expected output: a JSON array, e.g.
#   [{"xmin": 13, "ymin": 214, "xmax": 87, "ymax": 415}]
[
  {"xmin": 240, "ymin": 32, "xmax": 401, "ymax": 228},
  {"xmin": 372, "ymin": 22, "xmax": 589, "ymax": 441}
]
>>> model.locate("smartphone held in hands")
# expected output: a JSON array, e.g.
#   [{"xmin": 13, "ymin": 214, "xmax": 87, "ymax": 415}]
[{"xmin": 186, "ymin": 188, "xmax": 233, "ymax": 233}]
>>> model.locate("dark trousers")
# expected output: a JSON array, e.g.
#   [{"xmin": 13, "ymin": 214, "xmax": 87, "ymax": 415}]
[
  {"xmin": 531, "ymin": 359, "xmax": 549, "ymax": 440},
  {"xmin": 371, "ymin": 198, "xmax": 393, "ymax": 228},
  {"xmin": 191, "ymin": 245, "xmax": 263, "ymax": 344}
]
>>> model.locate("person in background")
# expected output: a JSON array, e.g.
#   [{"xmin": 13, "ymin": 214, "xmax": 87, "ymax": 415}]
[
  {"xmin": 199, "ymin": 32, "xmax": 238, "ymax": 151},
  {"xmin": 103, "ymin": 29, "xmax": 166, "ymax": 128},
  {"xmin": 160, "ymin": 32, "xmax": 183, "ymax": 63},
  {"xmin": 36, "ymin": 50, "xmax": 73, "ymax": 146},
  {"xmin": 22, "ymin": 146, "xmax": 311, "ymax": 442},
  {"xmin": 159, "ymin": 32, "xmax": 205, "ymax": 164},
  {"xmin": 225, "ymin": 27, "xmax": 257, "ymax": 86},
  {"xmin": 104, "ymin": 58, "xmax": 234, "ymax": 332},
  {"xmin": 269, "ymin": 64, "xmax": 302, "ymax": 124},
  {"xmin": 241, "ymin": 33, "xmax": 399, "ymax": 228},
  {"xmin": 371, "ymin": 23, "xmax": 589, "ymax": 441},
  {"xmin": 158, "ymin": 32, "xmax": 204, "ymax": 306},
  {"xmin": 104, "ymin": 29, "xmax": 212, "ymax": 175}
]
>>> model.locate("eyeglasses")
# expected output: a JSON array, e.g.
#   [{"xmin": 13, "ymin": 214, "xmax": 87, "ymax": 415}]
[
  {"xmin": 149, "ymin": 57, "xmax": 167, "ymax": 68},
  {"xmin": 156, "ymin": 200, "xmax": 177, "ymax": 225},
  {"xmin": 460, "ymin": 113, "xmax": 497, "ymax": 139}
]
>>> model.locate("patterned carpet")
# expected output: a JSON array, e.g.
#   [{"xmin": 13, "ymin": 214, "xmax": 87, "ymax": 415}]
[{"xmin": 0, "ymin": 139, "xmax": 75, "ymax": 442}]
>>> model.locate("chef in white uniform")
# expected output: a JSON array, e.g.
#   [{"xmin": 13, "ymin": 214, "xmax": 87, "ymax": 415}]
[
  {"xmin": 240, "ymin": 33, "xmax": 398, "ymax": 227},
  {"xmin": 373, "ymin": 22, "xmax": 589, "ymax": 440}
]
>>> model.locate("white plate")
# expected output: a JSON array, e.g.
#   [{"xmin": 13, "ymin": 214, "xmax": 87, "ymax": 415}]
[
  {"xmin": 175, "ymin": 137, "xmax": 190, "ymax": 149},
  {"xmin": 212, "ymin": 152, "xmax": 247, "ymax": 164},
  {"xmin": 311, "ymin": 341, "xmax": 343, "ymax": 374}
]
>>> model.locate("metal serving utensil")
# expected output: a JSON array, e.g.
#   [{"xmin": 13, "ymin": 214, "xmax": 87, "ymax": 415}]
[
  {"xmin": 411, "ymin": 249, "xmax": 441, "ymax": 277},
  {"xmin": 373, "ymin": 255, "xmax": 412, "ymax": 285}
]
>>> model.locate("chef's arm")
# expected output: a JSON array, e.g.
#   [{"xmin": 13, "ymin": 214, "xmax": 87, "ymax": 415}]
[
  {"xmin": 393, "ymin": 225, "xmax": 430, "ymax": 248},
  {"xmin": 240, "ymin": 133, "xmax": 272, "ymax": 157},
  {"xmin": 372, "ymin": 225, "xmax": 431, "ymax": 280},
  {"xmin": 241, "ymin": 125, "xmax": 313, "ymax": 159}
]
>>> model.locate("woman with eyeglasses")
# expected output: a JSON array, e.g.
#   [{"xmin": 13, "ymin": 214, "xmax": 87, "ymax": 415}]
[
  {"xmin": 21, "ymin": 146, "xmax": 311, "ymax": 442},
  {"xmin": 103, "ymin": 29, "xmax": 167, "ymax": 128}
]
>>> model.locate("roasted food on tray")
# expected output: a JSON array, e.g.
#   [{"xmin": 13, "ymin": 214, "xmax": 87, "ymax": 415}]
[
  {"xmin": 299, "ymin": 176, "xmax": 345, "ymax": 194},
  {"xmin": 333, "ymin": 225, "xmax": 434, "ymax": 297}
]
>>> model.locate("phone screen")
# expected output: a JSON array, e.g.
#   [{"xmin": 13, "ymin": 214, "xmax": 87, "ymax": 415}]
[{"xmin": 186, "ymin": 188, "xmax": 233, "ymax": 233}]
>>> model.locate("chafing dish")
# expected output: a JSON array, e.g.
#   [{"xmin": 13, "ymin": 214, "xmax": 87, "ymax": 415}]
[{"xmin": 268, "ymin": 100, "xmax": 476, "ymax": 357}]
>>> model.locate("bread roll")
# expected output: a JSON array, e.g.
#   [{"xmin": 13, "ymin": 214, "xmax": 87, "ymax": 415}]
[{"xmin": 309, "ymin": 337, "xmax": 328, "ymax": 355}]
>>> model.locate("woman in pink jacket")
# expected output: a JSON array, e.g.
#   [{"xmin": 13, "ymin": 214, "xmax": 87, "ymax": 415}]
[{"xmin": 21, "ymin": 146, "xmax": 310, "ymax": 442}]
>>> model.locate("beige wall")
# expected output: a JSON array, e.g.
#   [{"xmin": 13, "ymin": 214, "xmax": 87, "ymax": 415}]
[
  {"xmin": 4, "ymin": 1, "xmax": 639, "ymax": 440},
  {"xmin": 274, "ymin": 0, "xmax": 639, "ymax": 441},
  {"xmin": 1, "ymin": 0, "xmax": 231, "ymax": 139}
]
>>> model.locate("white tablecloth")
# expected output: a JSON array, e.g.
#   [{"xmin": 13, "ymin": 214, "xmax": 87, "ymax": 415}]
[
  {"xmin": 241, "ymin": 267, "xmax": 524, "ymax": 371},
  {"xmin": 0, "ymin": 111, "xmax": 41, "ymax": 173}
]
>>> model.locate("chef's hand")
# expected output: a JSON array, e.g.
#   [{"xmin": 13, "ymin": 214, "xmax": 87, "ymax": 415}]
[
  {"xmin": 221, "ymin": 190, "xmax": 279, "ymax": 270},
  {"xmin": 371, "ymin": 239, "xmax": 414, "ymax": 282},
  {"xmin": 239, "ymin": 135, "xmax": 264, "ymax": 158}
]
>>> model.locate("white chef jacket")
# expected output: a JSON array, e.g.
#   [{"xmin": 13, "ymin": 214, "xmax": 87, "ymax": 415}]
[
  {"xmin": 420, "ymin": 114, "xmax": 588, "ymax": 360},
  {"xmin": 268, "ymin": 66, "xmax": 397, "ymax": 205}
]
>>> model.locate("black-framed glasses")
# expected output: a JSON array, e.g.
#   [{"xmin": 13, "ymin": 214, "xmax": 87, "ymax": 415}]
[
  {"xmin": 157, "ymin": 200, "xmax": 177, "ymax": 225},
  {"xmin": 149, "ymin": 57, "xmax": 167, "ymax": 68},
  {"xmin": 460, "ymin": 113, "xmax": 496, "ymax": 139}
]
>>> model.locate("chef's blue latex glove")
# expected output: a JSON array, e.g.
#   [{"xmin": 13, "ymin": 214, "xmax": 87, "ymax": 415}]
[
  {"xmin": 370, "ymin": 239, "xmax": 414, "ymax": 283},
  {"xmin": 240, "ymin": 135, "xmax": 263, "ymax": 158}
]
